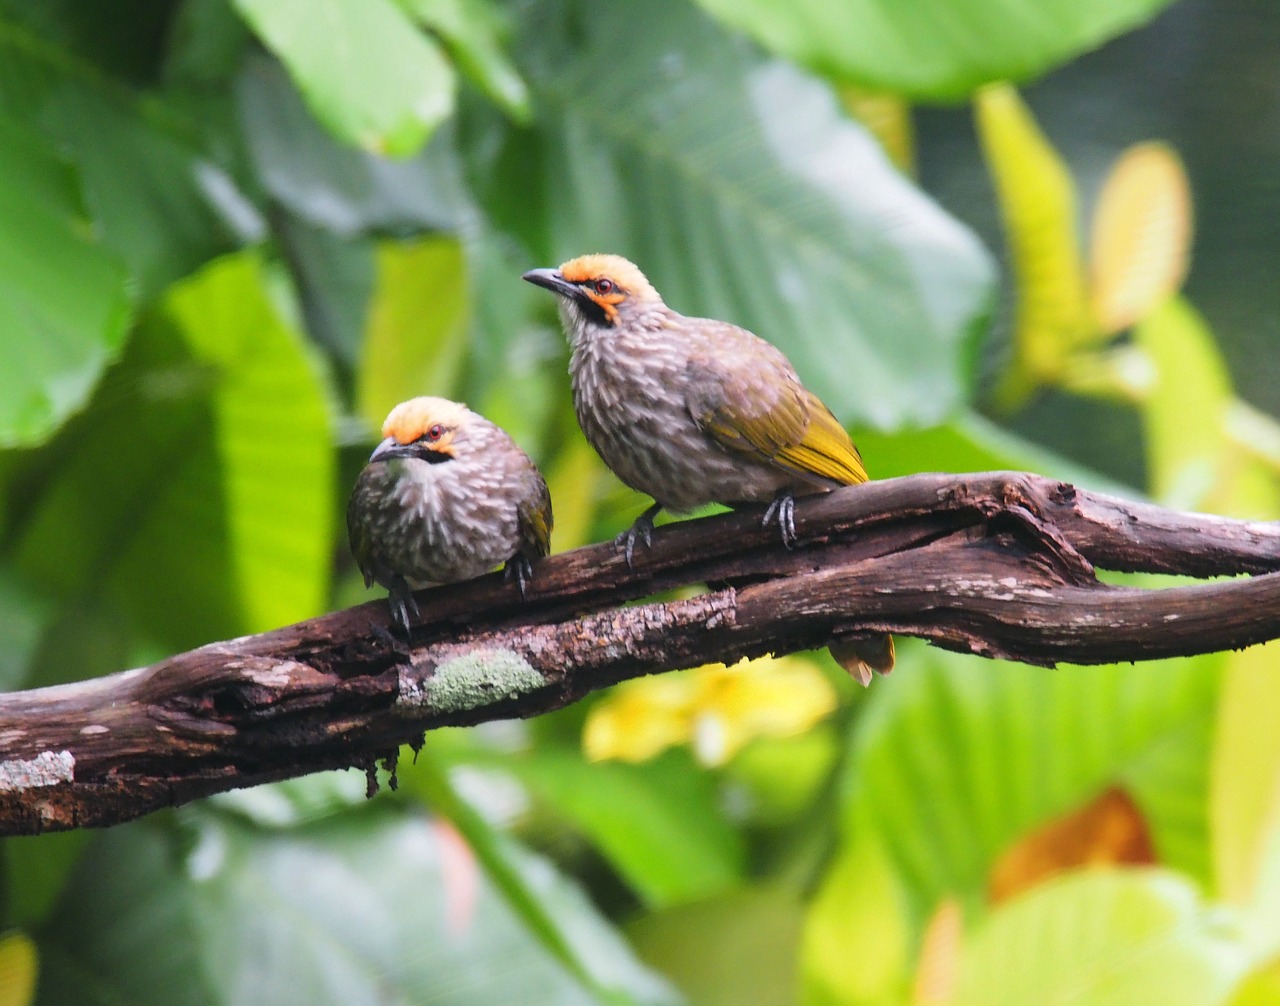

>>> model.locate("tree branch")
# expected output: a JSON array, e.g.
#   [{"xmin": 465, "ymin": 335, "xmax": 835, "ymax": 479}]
[{"xmin": 1, "ymin": 471, "xmax": 1277, "ymax": 835}]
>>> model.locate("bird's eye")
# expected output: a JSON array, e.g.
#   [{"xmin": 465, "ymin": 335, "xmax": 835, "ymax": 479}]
[
  {"xmin": 594, "ymin": 278, "xmax": 614, "ymax": 295},
  {"xmin": 426, "ymin": 424, "xmax": 444, "ymax": 442}
]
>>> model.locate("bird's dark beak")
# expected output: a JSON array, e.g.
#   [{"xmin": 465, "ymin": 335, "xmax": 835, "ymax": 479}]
[
  {"xmin": 369, "ymin": 436, "xmax": 452, "ymax": 464},
  {"xmin": 522, "ymin": 267, "xmax": 579, "ymax": 300},
  {"xmin": 369, "ymin": 437, "xmax": 411, "ymax": 463}
]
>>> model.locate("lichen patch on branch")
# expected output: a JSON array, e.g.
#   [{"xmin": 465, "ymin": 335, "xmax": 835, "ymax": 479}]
[
  {"xmin": 0, "ymin": 750, "xmax": 74, "ymax": 792},
  {"xmin": 400, "ymin": 648, "xmax": 547, "ymax": 713}
]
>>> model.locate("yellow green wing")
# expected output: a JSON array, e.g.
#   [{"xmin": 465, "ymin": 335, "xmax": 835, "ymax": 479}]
[
  {"xmin": 517, "ymin": 471, "xmax": 554, "ymax": 559},
  {"xmin": 685, "ymin": 324, "xmax": 868, "ymax": 487}
]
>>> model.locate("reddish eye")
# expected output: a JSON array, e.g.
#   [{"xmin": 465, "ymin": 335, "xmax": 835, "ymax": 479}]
[
  {"xmin": 594, "ymin": 278, "xmax": 614, "ymax": 295},
  {"xmin": 426, "ymin": 424, "xmax": 444, "ymax": 441}
]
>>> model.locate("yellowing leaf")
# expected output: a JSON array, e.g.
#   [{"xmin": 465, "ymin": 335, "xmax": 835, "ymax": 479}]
[
  {"xmin": 583, "ymin": 655, "xmax": 837, "ymax": 767},
  {"xmin": 975, "ymin": 83, "xmax": 1092, "ymax": 406},
  {"xmin": 355, "ymin": 237, "xmax": 469, "ymax": 431},
  {"xmin": 1090, "ymin": 142, "xmax": 1193, "ymax": 334},
  {"xmin": 987, "ymin": 787, "xmax": 1155, "ymax": 904},
  {"xmin": 840, "ymin": 86, "xmax": 915, "ymax": 175},
  {"xmin": 0, "ymin": 932, "xmax": 37, "ymax": 1006}
]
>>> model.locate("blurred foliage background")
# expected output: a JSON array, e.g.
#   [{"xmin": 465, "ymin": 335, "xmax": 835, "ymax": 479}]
[{"xmin": 0, "ymin": 0, "xmax": 1278, "ymax": 1003}]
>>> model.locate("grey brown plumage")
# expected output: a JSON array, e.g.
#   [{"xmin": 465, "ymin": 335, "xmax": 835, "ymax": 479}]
[
  {"xmin": 523, "ymin": 253, "xmax": 893, "ymax": 683},
  {"xmin": 347, "ymin": 396, "xmax": 552, "ymax": 636}
]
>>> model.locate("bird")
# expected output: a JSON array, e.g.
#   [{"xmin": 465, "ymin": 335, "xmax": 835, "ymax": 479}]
[
  {"xmin": 523, "ymin": 253, "xmax": 893, "ymax": 684},
  {"xmin": 346, "ymin": 396, "xmax": 552, "ymax": 638}
]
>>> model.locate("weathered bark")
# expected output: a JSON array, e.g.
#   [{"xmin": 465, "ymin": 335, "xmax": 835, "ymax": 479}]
[{"xmin": 0, "ymin": 471, "xmax": 1276, "ymax": 836}]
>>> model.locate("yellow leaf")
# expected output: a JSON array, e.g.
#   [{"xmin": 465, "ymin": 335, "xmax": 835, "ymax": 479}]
[
  {"xmin": 840, "ymin": 86, "xmax": 915, "ymax": 176},
  {"xmin": 975, "ymin": 83, "xmax": 1092, "ymax": 406},
  {"xmin": 1090, "ymin": 142, "xmax": 1193, "ymax": 334},
  {"xmin": 583, "ymin": 655, "xmax": 837, "ymax": 767},
  {"xmin": 541, "ymin": 433, "xmax": 609, "ymax": 553},
  {"xmin": 0, "ymin": 933, "xmax": 37, "ymax": 1006}
]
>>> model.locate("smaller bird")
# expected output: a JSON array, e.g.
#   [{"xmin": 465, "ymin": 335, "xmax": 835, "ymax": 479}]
[{"xmin": 347, "ymin": 396, "xmax": 552, "ymax": 637}]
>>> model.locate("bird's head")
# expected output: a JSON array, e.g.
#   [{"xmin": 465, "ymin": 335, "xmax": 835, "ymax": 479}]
[
  {"xmin": 368, "ymin": 396, "xmax": 471, "ymax": 465},
  {"xmin": 522, "ymin": 254, "xmax": 662, "ymax": 333}
]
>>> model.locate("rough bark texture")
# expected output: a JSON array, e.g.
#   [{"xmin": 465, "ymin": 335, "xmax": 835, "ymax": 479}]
[{"xmin": 1, "ymin": 471, "xmax": 1277, "ymax": 836}]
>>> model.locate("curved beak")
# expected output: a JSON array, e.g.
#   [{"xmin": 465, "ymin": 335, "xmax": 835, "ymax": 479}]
[
  {"xmin": 369, "ymin": 436, "xmax": 413, "ymax": 463},
  {"xmin": 522, "ymin": 267, "xmax": 579, "ymax": 300}
]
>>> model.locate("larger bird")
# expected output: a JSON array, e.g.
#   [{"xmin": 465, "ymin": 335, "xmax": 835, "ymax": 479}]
[
  {"xmin": 523, "ymin": 254, "xmax": 893, "ymax": 683},
  {"xmin": 347, "ymin": 396, "xmax": 552, "ymax": 637}
]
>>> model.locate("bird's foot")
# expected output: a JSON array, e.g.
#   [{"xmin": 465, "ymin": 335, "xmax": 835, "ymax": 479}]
[
  {"xmin": 387, "ymin": 583, "xmax": 420, "ymax": 642},
  {"xmin": 614, "ymin": 502, "xmax": 663, "ymax": 569},
  {"xmin": 762, "ymin": 490, "xmax": 797, "ymax": 549},
  {"xmin": 504, "ymin": 554, "xmax": 534, "ymax": 600}
]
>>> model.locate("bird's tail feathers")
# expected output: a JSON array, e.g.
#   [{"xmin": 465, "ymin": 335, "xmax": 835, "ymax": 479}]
[{"xmin": 829, "ymin": 633, "xmax": 895, "ymax": 687}]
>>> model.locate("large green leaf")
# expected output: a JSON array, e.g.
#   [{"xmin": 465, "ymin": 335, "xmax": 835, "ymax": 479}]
[
  {"xmin": 12, "ymin": 252, "xmax": 332, "ymax": 669},
  {"xmin": 691, "ymin": 0, "xmax": 1177, "ymax": 101},
  {"xmin": 505, "ymin": 749, "xmax": 746, "ymax": 909},
  {"xmin": 803, "ymin": 644, "xmax": 1221, "ymax": 1001},
  {"xmin": 0, "ymin": 15, "xmax": 240, "ymax": 299},
  {"xmin": 0, "ymin": 113, "xmax": 131, "ymax": 448},
  {"xmin": 401, "ymin": 755, "xmax": 681, "ymax": 1006},
  {"xmin": 397, "ymin": 0, "xmax": 530, "ymax": 122},
  {"xmin": 954, "ymin": 869, "xmax": 1247, "ymax": 1006},
  {"xmin": 627, "ymin": 888, "xmax": 805, "ymax": 1006},
  {"xmin": 842, "ymin": 646, "xmax": 1219, "ymax": 913},
  {"xmin": 233, "ymin": 0, "xmax": 455, "ymax": 158},
  {"xmin": 36, "ymin": 806, "xmax": 667, "ymax": 1006},
  {"xmin": 476, "ymin": 0, "xmax": 994, "ymax": 428},
  {"xmin": 237, "ymin": 53, "xmax": 467, "ymax": 236}
]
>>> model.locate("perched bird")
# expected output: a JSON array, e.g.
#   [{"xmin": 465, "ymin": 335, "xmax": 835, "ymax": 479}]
[
  {"xmin": 523, "ymin": 254, "xmax": 893, "ymax": 683},
  {"xmin": 347, "ymin": 396, "xmax": 552, "ymax": 637}
]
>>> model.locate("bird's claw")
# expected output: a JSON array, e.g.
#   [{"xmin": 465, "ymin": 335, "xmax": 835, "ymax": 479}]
[
  {"xmin": 614, "ymin": 503, "xmax": 661, "ymax": 569},
  {"xmin": 762, "ymin": 492, "xmax": 797, "ymax": 549},
  {"xmin": 387, "ymin": 584, "xmax": 420, "ymax": 642},
  {"xmin": 504, "ymin": 554, "xmax": 534, "ymax": 600}
]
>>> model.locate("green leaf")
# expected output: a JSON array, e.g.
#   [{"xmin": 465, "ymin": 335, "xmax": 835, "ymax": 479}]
[
  {"xmin": 232, "ymin": 0, "xmax": 456, "ymax": 157},
  {"xmin": 0, "ymin": 16, "xmax": 241, "ymax": 299},
  {"xmin": 853, "ymin": 410, "xmax": 1137, "ymax": 496},
  {"xmin": 690, "ymin": 0, "xmax": 1177, "ymax": 101},
  {"xmin": 3, "ymin": 830, "xmax": 90, "ymax": 930},
  {"xmin": 840, "ymin": 646, "xmax": 1220, "ymax": 919},
  {"xmin": 237, "ymin": 53, "xmax": 467, "ymax": 235},
  {"xmin": 355, "ymin": 237, "xmax": 470, "ymax": 431},
  {"xmin": 801, "ymin": 834, "xmax": 912, "ymax": 1006},
  {"xmin": 13, "ymin": 252, "xmax": 333, "ymax": 665},
  {"xmin": 507, "ymin": 749, "xmax": 746, "ymax": 909},
  {"xmin": 953, "ymin": 869, "xmax": 1247, "ymax": 1006},
  {"xmin": 0, "ymin": 113, "xmax": 131, "ymax": 448},
  {"xmin": 37, "ymin": 806, "xmax": 659, "ymax": 1006},
  {"xmin": 478, "ymin": 0, "xmax": 994, "ymax": 428},
  {"xmin": 397, "ymin": 0, "xmax": 530, "ymax": 121},
  {"xmin": 402, "ymin": 756, "xmax": 681, "ymax": 1006},
  {"xmin": 628, "ymin": 887, "xmax": 805, "ymax": 1006}
]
